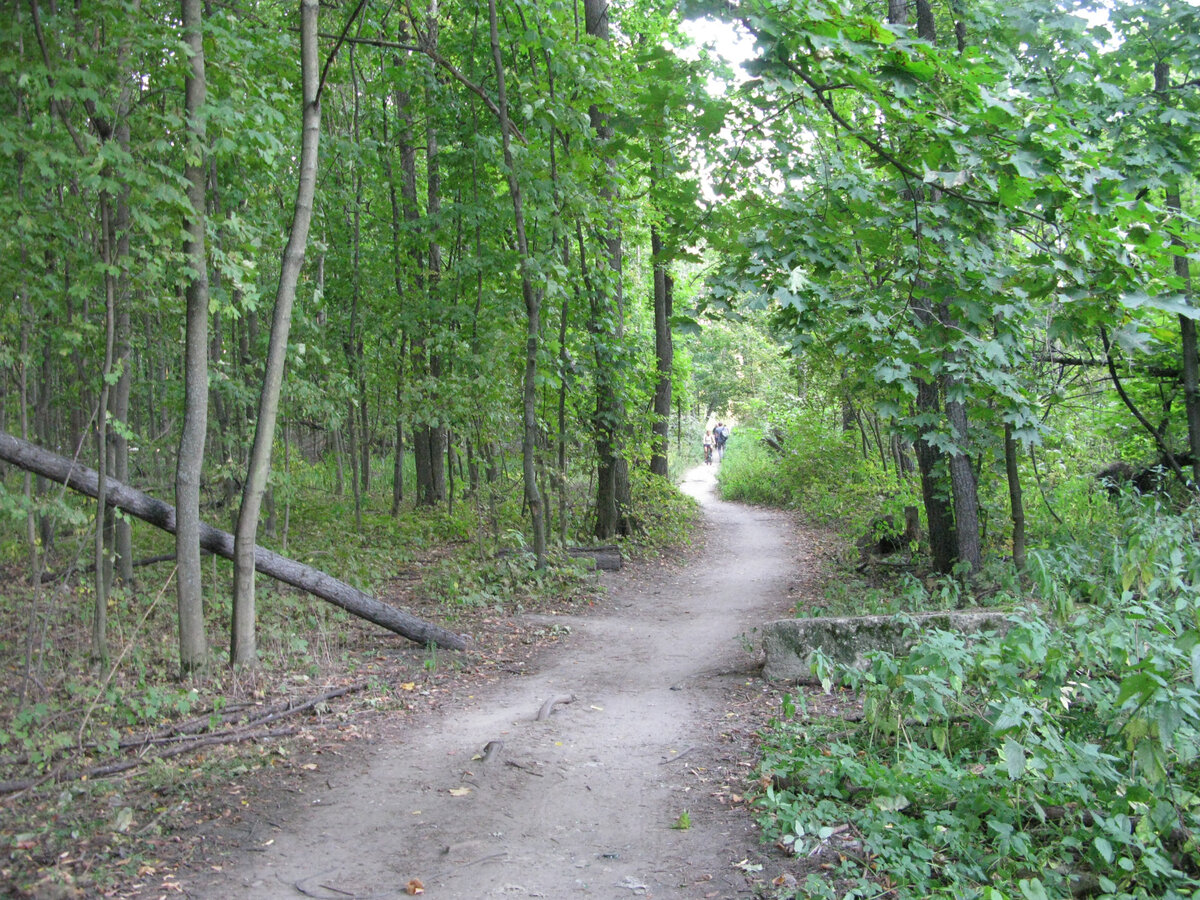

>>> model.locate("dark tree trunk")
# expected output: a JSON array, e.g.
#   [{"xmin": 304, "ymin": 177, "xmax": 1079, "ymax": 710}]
[
  {"xmin": 1004, "ymin": 424, "xmax": 1026, "ymax": 574},
  {"xmin": 914, "ymin": 379, "xmax": 956, "ymax": 574},
  {"xmin": 945, "ymin": 393, "xmax": 981, "ymax": 575},
  {"xmin": 650, "ymin": 225, "xmax": 673, "ymax": 478},
  {"xmin": 585, "ymin": 0, "xmax": 632, "ymax": 539},
  {"xmin": 1155, "ymin": 62, "xmax": 1200, "ymax": 486}
]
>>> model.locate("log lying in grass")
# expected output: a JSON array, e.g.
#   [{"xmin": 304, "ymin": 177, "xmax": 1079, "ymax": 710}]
[
  {"xmin": 762, "ymin": 610, "xmax": 1015, "ymax": 683},
  {"xmin": 498, "ymin": 545, "xmax": 622, "ymax": 571},
  {"xmin": 0, "ymin": 431, "xmax": 467, "ymax": 651}
]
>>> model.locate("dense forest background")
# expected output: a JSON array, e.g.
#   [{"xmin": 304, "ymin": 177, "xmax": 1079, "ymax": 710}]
[{"xmin": 2, "ymin": 0, "xmax": 1200, "ymax": 895}]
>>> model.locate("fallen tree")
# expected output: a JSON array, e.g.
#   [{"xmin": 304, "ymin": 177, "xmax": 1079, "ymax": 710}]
[{"xmin": 0, "ymin": 431, "xmax": 468, "ymax": 651}]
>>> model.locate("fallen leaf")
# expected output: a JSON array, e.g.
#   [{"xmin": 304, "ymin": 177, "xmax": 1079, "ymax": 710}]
[
  {"xmin": 400, "ymin": 682, "xmax": 416, "ymax": 691},
  {"xmin": 448, "ymin": 786, "xmax": 471, "ymax": 797},
  {"xmin": 406, "ymin": 878, "xmax": 425, "ymax": 895}
]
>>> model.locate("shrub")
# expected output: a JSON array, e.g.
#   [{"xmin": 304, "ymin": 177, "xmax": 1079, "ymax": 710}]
[{"xmin": 755, "ymin": 496, "xmax": 1200, "ymax": 899}]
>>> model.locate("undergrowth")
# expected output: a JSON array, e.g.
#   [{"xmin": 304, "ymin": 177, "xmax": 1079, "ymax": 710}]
[{"xmin": 754, "ymin": 495, "xmax": 1200, "ymax": 899}]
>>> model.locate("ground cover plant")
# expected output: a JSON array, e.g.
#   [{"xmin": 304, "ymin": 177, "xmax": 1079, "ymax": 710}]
[{"xmin": 753, "ymin": 494, "xmax": 1200, "ymax": 900}]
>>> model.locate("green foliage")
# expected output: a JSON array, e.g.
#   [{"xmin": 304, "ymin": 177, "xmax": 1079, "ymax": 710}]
[
  {"xmin": 626, "ymin": 466, "xmax": 701, "ymax": 551},
  {"xmin": 718, "ymin": 412, "xmax": 916, "ymax": 550},
  {"xmin": 755, "ymin": 499, "xmax": 1200, "ymax": 899}
]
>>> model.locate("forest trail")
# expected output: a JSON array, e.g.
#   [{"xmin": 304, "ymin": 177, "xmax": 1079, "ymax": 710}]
[{"xmin": 194, "ymin": 465, "xmax": 806, "ymax": 899}]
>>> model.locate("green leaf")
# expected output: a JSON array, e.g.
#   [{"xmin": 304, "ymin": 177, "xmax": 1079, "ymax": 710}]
[
  {"xmin": 1119, "ymin": 291, "xmax": 1200, "ymax": 319},
  {"xmin": 1004, "ymin": 737, "xmax": 1026, "ymax": 779}
]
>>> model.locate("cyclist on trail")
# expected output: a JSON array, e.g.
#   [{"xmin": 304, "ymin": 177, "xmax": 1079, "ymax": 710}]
[{"xmin": 703, "ymin": 430, "xmax": 715, "ymax": 465}]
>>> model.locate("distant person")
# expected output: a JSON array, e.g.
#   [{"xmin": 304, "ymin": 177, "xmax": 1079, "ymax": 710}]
[
  {"xmin": 714, "ymin": 422, "xmax": 728, "ymax": 459},
  {"xmin": 703, "ymin": 430, "xmax": 714, "ymax": 465}
]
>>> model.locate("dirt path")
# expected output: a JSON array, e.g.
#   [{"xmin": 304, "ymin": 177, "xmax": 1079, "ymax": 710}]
[{"xmin": 196, "ymin": 464, "xmax": 808, "ymax": 899}]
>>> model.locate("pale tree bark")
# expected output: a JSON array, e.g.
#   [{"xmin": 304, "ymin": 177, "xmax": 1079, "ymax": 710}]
[
  {"xmin": 231, "ymin": 0, "xmax": 321, "ymax": 666},
  {"xmin": 488, "ymin": 0, "xmax": 546, "ymax": 565},
  {"xmin": 176, "ymin": 0, "xmax": 210, "ymax": 672}
]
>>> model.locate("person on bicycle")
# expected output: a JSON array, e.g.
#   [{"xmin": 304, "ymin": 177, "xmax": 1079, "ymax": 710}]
[{"xmin": 703, "ymin": 430, "xmax": 715, "ymax": 465}]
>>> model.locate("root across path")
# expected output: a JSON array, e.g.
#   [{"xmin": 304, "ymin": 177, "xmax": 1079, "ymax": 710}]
[{"xmin": 192, "ymin": 465, "xmax": 813, "ymax": 899}]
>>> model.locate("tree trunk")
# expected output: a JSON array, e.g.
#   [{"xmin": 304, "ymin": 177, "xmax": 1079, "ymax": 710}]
[
  {"xmin": 945, "ymin": 393, "xmax": 981, "ymax": 575},
  {"xmin": 0, "ymin": 432, "xmax": 467, "ymax": 651},
  {"xmin": 1004, "ymin": 424, "xmax": 1026, "ymax": 574},
  {"xmin": 93, "ymin": 196, "xmax": 118, "ymax": 662},
  {"xmin": 914, "ymin": 379, "xmax": 956, "ymax": 574},
  {"xmin": 650, "ymin": 224, "xmax": 673, "ymax": 478},
  {"xmin": 424, "ymin": 6, "xmax": 448, "ymax": 508},
  {"xmin": 176, "ymin": 0, "xmax": 211, "ymax": 673},
  {"xmin": 1155, "ymin": 62, "xmax": 1200, "ymax": 485},
  {"xmin": 488, "ymin": 0, "xmax": 546, "ymax": 565},
  {"xmin": 584, "ymin": 0, "xmax": 631, "ymax": 539},
  {"xmin": 109, "ymin": 111, "xmax": 135, "ymax": 586},
  {"xmin": 231, "ymin": 0, "xmax": 321, "ymax": 667}
]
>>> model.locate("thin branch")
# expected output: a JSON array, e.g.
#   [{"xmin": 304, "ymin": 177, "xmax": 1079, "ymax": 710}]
[
  {"xmin": 317, "ymin": 0, "xmax": 370, "ymax": 102},
  {"xmin": 1099, "ymin": 326, "xmax": 1188, "ymax": 484},
  {"xmin": 317, "ymin": 31, "xmax": 419, "ymax": 52},
  {"xmin": 29, "ymin": 0, "xmax": 88, "ymax": 155}
]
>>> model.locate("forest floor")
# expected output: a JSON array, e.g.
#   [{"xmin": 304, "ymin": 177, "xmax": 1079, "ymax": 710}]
[{"xmin": 5, "ymin": 463, "xmax": 843, "ymax": 899}]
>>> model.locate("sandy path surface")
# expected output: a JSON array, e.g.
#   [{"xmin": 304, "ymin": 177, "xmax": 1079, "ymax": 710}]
[{"xmin": 197, "ymin": 464, "xmax": 804, "ymax": 899}]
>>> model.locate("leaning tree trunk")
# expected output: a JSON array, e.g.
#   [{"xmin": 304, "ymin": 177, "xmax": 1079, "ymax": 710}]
[
  {"xmin": 0, "ymin": 432, "xmax": 466, "ymax": 651},
  {"xmin": 231, "ymin": 0, "xmax": 321, "ymax": 666},
  {"xmin": 176, "ymin": 0, "xmax": 210, "ymax": 673}
]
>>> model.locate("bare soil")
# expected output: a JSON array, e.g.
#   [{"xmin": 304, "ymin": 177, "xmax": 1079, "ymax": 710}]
[{"xmin": 173, "ymin": 464, "xmax": 832, "ymax": 899}]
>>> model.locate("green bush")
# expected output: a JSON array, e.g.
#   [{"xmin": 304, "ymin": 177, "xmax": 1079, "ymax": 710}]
[
  {"xmin": 755, "ymin": 496, "xmax": 1200, "ymax": 899},
  {"xmin": 718, "ymin": 414, "xmax": 915, "ymax": 548}
]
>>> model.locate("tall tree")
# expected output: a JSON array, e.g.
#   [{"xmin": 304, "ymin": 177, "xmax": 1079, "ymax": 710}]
[
  {"xmin": 488, "ymin": 0, "xmax": 546, "ymax": 565},
  {"xmin": 176, "ymin": 0, "xmax": 211, "ymax": 672},
  {"xmin": 231, "ymin": 0, "xmax": 322, "ymax": 666},
  {"xmin": 584, "ymin": 0, "xmax": 632, "ymax": 539}
]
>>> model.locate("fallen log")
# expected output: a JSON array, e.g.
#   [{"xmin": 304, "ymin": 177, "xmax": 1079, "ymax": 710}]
[
  {"xmin": 0, "ymin": 431, "xmax": 467, "ymax": 651},
  {"xmin": 498, "ymin": 545, "xmax": 622, "ymax": 571},
  {"xmin": 565, "ymin": 546, "xmax": 622, "ymax": 571}
]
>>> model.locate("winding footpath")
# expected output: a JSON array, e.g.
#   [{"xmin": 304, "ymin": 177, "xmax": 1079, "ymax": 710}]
[{"xmin": 195, "ymin": 464, "xmax": 804, "ymax": 899}]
